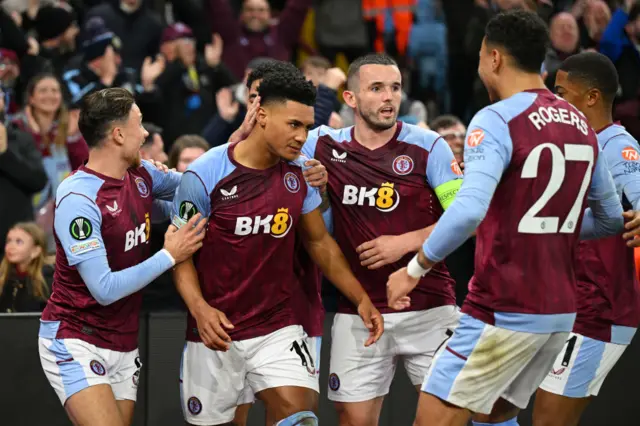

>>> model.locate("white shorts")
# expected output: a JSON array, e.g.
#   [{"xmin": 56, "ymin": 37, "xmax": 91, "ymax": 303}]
[
  {"xmin": 38, "ymin": 337, "xmax": 141, "ymax": 405},
  {"xmin": 422, "ymin": 314, "xmax": 568, "ymax": 415},
  {"xmin": 328, "ymin": 305, "xmax": 460, "ymax": 403},
  {"xmin": 539, "ymin": 332, "xmax": 628, "ymax": 398},
  {"xmin": 236, "ymin": 336, "xmax": 322, "ymax": 406},
  {"xmin": 180, "ymin": 325, "xmax": 320, "ymax": 426}
]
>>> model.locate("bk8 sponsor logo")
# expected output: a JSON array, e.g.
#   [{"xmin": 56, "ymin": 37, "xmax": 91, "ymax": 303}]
[
  {"xmin": 342, "ymin": 183, "xmax": 400, "ymax": 212},
  {"xmin": 234, "ymin": 208, "xmax": 293, "ymax": 238}
]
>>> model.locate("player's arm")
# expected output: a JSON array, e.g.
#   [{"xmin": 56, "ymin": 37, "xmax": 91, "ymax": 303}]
[
  {"xmin": 171, "ymin": 171, "xmax": 235, "ymax": 350},
  {"xmin": 387, "ymin": 111, "xmax": 511, "ymax": 308},
  {"xmin": 298, "ymin": 186, "xmax": 383, "ymax": 346},
  {"xmin": 142, "ymin": 159, "xmax": 182, "ymax": 201},
  {"xmin": 578, "ymin": 145, "xmax": 625, "ymax": 240},
  {"xmin": 56, "ymin": 193, "xmax": 203, "ymax": 306}
]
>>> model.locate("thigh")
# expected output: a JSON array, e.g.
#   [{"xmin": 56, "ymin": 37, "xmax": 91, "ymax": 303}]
[
  {"xmin": 65, "ymin": 383, "xmax": 125, "ymax": 426},
  {"xmin": 414, "ymin": 391, "xmax": 471, "ymax": 426},
  {"xmin": 116, "ymin": 399, "xmax": 136, "ymax": 426},
  {"xmin": 180, "ymin": 341, "xmax": 246, "ymax": 425},
  {"xmin": 334, "ymin": 397, "xmax": 384, "ymax": 426},
  {"xmin": 39, "ymin": 337, "xmax": 112, "ymax": 406},
  {"xmin": 256, "ymin": 386, "xmax": 317, "ymax": 424},
  {"xmin": 328, "ymin": 314, "xmax": 395, "ymax": 403},
  {"xmin": 111, "ymin": 350, "xmax": 142, "ymax": 403},
  {"xmin": 398, "ymin": 307, "xmax": 459, "ymax": 386},
  {"xmin": 422, "ymin": 314, "xmax": 550, "ymax": 415},
  {"xmin": 232, "ymin": 403, "xmax": 251, "ymax": 426}
]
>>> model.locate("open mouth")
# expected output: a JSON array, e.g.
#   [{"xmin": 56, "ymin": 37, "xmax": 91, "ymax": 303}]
[{"xmin": 380, "ymin": 106, "xmax": 394, "ymax": 118}]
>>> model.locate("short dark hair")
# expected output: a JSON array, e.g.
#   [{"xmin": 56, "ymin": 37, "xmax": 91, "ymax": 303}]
[
  {"xmin": 347, "ymin": 53, "xmax": 398, "ymax": 89},
  {"xmin": 79, "ymin": 88, "xmax": 135, "ymax": 148},
  {"xmin": 485, "ymin": 10, "xmax": 549, "ymax": 74},
  {"xmin": 246, "ymin": 60, "xmax": 300, "ymax": 90},
  {"xmin": 257, "ymin": 67, "xmax": 316, "ymax": 107},
  {"xmin": 301, "ymin": 56, "xmax": 331, "ymax": 71},
  {"xmin": 430, "ymin": 115, "xmax": 463, "ymax": 132},
  {"xmin": 143, "ymin": 122, "xmax": 162, "ymax": 146},
  {"xmin": 559, "ymin": 51, "xmax": 619, "ymax": 103},
  {"xmin": 167, "ymin": 135, "xmax": 209, "ymax": 169}
]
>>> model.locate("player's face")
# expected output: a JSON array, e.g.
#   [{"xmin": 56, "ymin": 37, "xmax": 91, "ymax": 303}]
[
  {"xmin": 4, "ymin": 228, "xmax": 39, "ymax": 267},
  {"xmin": 261, "ymin": 100, "xmax": 314, "ymax": 161},
  {"xmin": 438, "ymin": 123, "xmax": 467, "ymax": 165},
  {"xmin": 478, "ymin": 38, "xmax": 500, "ymax": 102},
  {"xmin": 554, "ymin": 70, "xmax": 591, "ymax": 114},
  {"xmin": 119, "ymin": 104, "xmax": 148, "ymax": 168},
  {"xmin": 346, "ymin": 64, "xmax": 402, "ymax": 131},
  {"xmin": 247, "ymin": 78, "xmax": 260, "ymax": 106}
]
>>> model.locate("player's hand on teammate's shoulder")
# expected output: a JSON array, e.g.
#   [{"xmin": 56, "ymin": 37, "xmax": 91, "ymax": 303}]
[
  {"xmin": 386, "ymin": 267, "xmax": 416, "ymax": 311},
  {"xmin": 357, "ymin": 235, "xmax": 411, "ymax": 270},
  {"xmin": 164, "ymin": 213, "xmax": 206, "ymax": 263},
  {"xmin": 303, "ymin": 159, "xmax": 327, "ymax": 192},
  {"xmin": 622, "ymin": 210, "xmax": 640, "ymax": 247},
  {"xmin": 149, "ymin": 159, "xmax": 170, "ymax": 173},
  {"xmin": 356, "ymin": 297, "xmax": 384, "ymax": 346},
  {"xmin": 193, "ymin": 301, "xmax": 234, "ymax": 351}
]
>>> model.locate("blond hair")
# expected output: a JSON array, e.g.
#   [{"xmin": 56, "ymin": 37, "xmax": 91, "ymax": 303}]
[{"xmin": 0, "ymin": 222, "xmax": 49, "ymax": 300}]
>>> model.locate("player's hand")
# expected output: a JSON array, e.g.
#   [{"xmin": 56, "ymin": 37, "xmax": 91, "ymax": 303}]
[
  {"xmin": 163, "ymin": 213, "xmax": 206, "ymax": 263},
  {"xmin": 387, "ymin": 267, "xmax": 418, "ymax": 311},
  {"xmin": 303, "ymin": 159, "xmax": 327, "ymax": 191},
  {"xmin": 149, "ymin": 159, "xmax": 169, "ymax": 173},
  {"xmin": 194, "ymin": 302, "xmax": 234, "ymax": 351},
  {"xmin": 622, "ymin": 210, "xmax": 640, "ymax": 247},
  {"xmin": 357, "ymin": 235, "xmax": 409, "ymax": 270},
  {"xmin": 356, "ymin": 297, "xmax": 384, "ymax": 346}
]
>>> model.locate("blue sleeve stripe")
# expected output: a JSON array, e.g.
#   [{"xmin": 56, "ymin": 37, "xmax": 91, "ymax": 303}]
[{"xmin": 184, "ymin": 170, "xmax": 210, "ymax": 196}]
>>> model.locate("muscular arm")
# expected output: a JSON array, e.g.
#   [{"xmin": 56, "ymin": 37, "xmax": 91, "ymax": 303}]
[{"xmin": 299, "ymin": 208, "xmax": 369, "ymax": 306}]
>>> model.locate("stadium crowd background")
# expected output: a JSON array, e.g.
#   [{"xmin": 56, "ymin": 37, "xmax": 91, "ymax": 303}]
[{"xmin": 1, "ymin": 0, "xmax": 639, "ymax": 332}]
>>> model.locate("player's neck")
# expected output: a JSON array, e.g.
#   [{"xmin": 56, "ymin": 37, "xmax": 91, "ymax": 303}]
[
  {"xmin": 353, "ymin": 119, "xmax": 398, "ymax": 150},
  {"xmin": 85, "ymin": 148, "xmax": 130, "ymax": 180},
  {"xmin": 587, "ymin": 109, "xmax": 614, "ymax": 134},
  {"xmin": 234, "ymin": 136, "xmax": 280, "ymax": 170},
  {"xmin": 497, "ymin": 72, "xmax": 546, "ymax": 101}
]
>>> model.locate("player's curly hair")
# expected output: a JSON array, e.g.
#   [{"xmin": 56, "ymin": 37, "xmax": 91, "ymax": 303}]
[
  {"xmin": 559, "ymin": 52, "xmax": 619, "ymax": 104},
  {"xmin": 485, "ymin": 10, "xmax": 549, "ymax": 74},
  {"xmin": 246, "ymin": 59, "xmax": 300, "ymax": 90},
  {"xmin": 257, "ymin": 67, "xmax": 316, "ymax": 107}
]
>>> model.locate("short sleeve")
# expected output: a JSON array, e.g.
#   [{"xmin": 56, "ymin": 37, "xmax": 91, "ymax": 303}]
[
  {"xmin": 302, "ymin": 181, "xmax": 322, "ymax": 214},
  {"xmin": 171, "ymin": 170, "xmax": 212, "ymax": 228},
  {"xmin": 426, "ymin": 138, "xmax": 464, "ymax": 210},
  {"xmin": 55, "ymin": 193, "xmax": 106, "ymax": 266},
  {"xmin": 463, "ymin": 108, "xmax": 513, "ymax": 182},
  {"xmin": 141, "ymin": 160, "xmax": 182, "ymax": 201},
  {"xmin": 601, "ymin": 135, "xmax": 640, "ymax": 209}
]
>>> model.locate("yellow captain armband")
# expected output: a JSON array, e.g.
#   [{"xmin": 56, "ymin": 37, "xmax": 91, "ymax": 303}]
[{"xmin": 434, "ymin": 179, "xmax": 463, "ymax": 210}]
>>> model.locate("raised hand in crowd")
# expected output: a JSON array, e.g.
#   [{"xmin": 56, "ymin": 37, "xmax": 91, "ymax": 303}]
[
  {"xmin": 100, "ymin": 46, "xmax": 119, "ymax": 87},
  {"xmin": 322, "ymin": 67, "xmax": 347, "ymax": 91},
  {"xmin": 215, "ymin": 87, "xmax": 240, "ymax": 123},
  {"xmin": 27, "ymin": 37, "xmax": 39, "ymax": 56},
  {"xmin": 204, "ymin": 34, "xmax": 224, "ymax": 68},
  {"xmin": 141, "ymin": 54, "xmax": 166, "ymax": 91}
]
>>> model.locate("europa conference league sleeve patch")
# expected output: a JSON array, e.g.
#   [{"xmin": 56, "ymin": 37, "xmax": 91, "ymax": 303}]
[
  {"xmin": 69, "ymin": 217, "xmax": 93, "ymax": 240},
  {"xmin": 179, "ymin": 200, "xmax": 199, "ymax": 222}
]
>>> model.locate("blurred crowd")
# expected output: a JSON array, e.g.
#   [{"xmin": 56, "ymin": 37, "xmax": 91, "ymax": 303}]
[{"xmin": 1, "ymin": 0, "xmax": 639, "ymax": 313}]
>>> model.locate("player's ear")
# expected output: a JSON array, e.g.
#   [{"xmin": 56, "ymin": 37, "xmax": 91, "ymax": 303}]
[
  {"xmin": 491, "ymin": 49, "xmax": 502, "ymax": 73},
  {"xmin": 111, "ymin": 124, "xmax": 125, "ymax": 146},
  {"xmin": 256, "ymin": 106, "xmax": 268, "ymax": 128},
  {"xmin": 343, "ymin": 90, "xmax": 357, "ymax": 109},
  {"xmin": 586, "ymin": 89, "xmax": 600, "ymax": 108}
]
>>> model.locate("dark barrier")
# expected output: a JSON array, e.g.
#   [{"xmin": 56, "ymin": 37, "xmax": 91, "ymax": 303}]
[{"xmin": 2, "ymin": 312, "xmax": 639, "ymax": 425}]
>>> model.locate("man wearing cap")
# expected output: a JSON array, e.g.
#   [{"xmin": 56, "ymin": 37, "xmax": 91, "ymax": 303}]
[{"xmin": 35, "ymin": 4, "xmax": 80, "ymax": 76}]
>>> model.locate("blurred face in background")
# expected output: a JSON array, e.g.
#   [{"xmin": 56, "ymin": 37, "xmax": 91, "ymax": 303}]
[
  {"xmin": 626, "ymin": 15, "xmax": 640, "ymax": 43},
  {"xmin": 495, "ymin": 0, "xmax": 524, "ymax": 11},
  {"xmin": 550, "ymin": 13, "xmax": 579, "ymax": 54},
  {"xmin": 29, "ymin": 77, "xmax": 62, "ymax": 115},
  {"xmin": 140, "ymin": 133, "xmax": 168, "ymax": 164},
  {"xmin": 120, "ymin": 0, "xmax": 141, "ymax": 13},
  {"xmin": 177, "ymin": 147, "xmax": 206, "ymax": 172},
  {"xmin": 242, "ymin": 0, "xmax": 271, "ymax": 32},
  {"xmin": 437, "ymin": 122, "xmax": 467, "ymax": 165},
  {"xmin": 176, "ymin": 38, "xmax": 196, "ymax": 67},
  {"xmin": 344, "ymin": 64, "xmax": 402, "ymax": 131},
  {"xmin": 302, "ymin": 64, "xmax": 327, "ymax": 87},
  {"xmin": 4, "ymin": 228, "xmax": 40, "ymax": 267},
  {"xmin": 584, "ymin": 1, "xmax": 611, "ymax": 42}
]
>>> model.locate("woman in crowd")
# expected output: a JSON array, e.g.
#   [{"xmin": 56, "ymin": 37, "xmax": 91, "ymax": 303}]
[
  {"xmin": 0, "ymin": 222, "xmax": 52, "ymax": 313},
  {"xmin": 167, "ymin": 134, "xmax": 209, "ymax": 172},
  {"xmin": 11, "ymin": 73, "xmax": 89, "ymax": 251}
]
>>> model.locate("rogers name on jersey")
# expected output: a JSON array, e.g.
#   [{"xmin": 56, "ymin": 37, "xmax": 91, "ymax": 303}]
[
  {"xmin": 342, "ymin": 183, "xmax": 400, "ymax": 213},
  {"xmin": 125, "ymin": 213, "xmax": 151, "ymax": 252},
  {"xmin": 234, "ymin": 208, "xmax": 293, "ymax": 238}
]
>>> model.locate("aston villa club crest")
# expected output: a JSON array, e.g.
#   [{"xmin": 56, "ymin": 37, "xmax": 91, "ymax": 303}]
[
  {"xmin": 284, "ymin": 172, "xmax": 300, "ymax": 193},
  {"xmin": 135, "ymin": 177, "xmax": 149, "ymax": 198},
  {"xmin": 187, "ymin": 396, "xmax": 202, "ymax": 415},
  {"xmin": 392, "ymin": 155, "xmax": 414, "ymax": 175},
  {"xmin": 90, "ymin": 360, "xmax": 106, "ymax": 376}
]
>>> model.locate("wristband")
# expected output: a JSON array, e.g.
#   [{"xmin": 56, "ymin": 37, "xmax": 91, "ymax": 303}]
[{"xmin": 407, "ymin": 254, "xmax": 430, "ymax": 279}]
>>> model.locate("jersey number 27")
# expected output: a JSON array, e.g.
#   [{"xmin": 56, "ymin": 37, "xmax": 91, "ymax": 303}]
[{"xmin": 519, "ymin": 143, "xmax": 594, "ymax": 234}]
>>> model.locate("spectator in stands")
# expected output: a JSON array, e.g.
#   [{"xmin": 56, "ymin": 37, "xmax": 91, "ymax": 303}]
[
  {"xmin": 0, "ymin": 222, "xmax": 52, "ymax": 313},
  {"xmin": 167, "ymin": 134, "xmax": 209, "ymax": 173},
  {"xmin": 207, "ymin": 0, "xmax": 312, "ymax": 79},
  {"xmin": 544, "ymin": 12, "xmax": 581, "ymax": 76},
  {"xmin": 34, "ymin": 4, "xmax": 79, "ymax": 76},
  {"xmin": 85, "ymin": 0, "xmax": 163, "ymax": 72},
  {"xmin": 301, "ymin": 56, "xmax": 331, "ymax": 87},
  {"xmin": 574, "ymin": 0, "xmax": 612, "ymax": 49},
  {"xmin": 0, "ymin": 91, "xmax": 47, "ymax": 260},
  {"xmin": 0, "ymin": 48, "xmax": 23, "ymax": 114},
  {"xmin": 430, "ymin": 114, "xmax": 466, "ymax": 168},
  {"xmin": 145, "ymin": 22, "xmax": 235, "ymax": 150},
  {"xmin": 140, "ymin": 122, "xmax": 168, "ymax": 164},
  {"xmin": 315, "ymin": 0, "xmax": 370, "ymax": 64}
]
